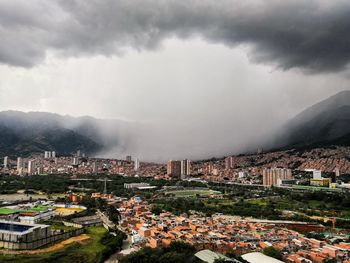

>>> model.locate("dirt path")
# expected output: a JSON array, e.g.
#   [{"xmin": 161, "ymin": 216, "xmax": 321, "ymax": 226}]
[{"xmin": 1, "ymin": 234, "xmax": 90, "ymax": 255}]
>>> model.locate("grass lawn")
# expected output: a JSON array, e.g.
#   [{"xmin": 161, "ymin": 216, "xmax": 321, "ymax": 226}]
[
  {"xmin": 0, "ymin": 227, "xmax": 110, "ymax": 263},
  {"xmin": 0, "ymin": 205, "xmax": 54, "ymax": 215},
  {"xmin": 0, "ymin": 207, "xmax": 19, "ymax": 214}
]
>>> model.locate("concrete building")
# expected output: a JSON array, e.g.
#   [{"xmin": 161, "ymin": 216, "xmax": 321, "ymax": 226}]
[
  {"xmin": 37, "ymin": 166, "xmax": 44, "ymax": 175},
  {"xmin": 238, "ymin": 171, "xmax": 248, "ymax": 178},
  {"xmin": 181, "ymin": 159, "xmax": 191, "ymax": 177},
  {"xmin": 167, "ymin": 160, "xmax": 181, "ymax": 178},
  {"xmin": 19, "ymin": 208, "xmax": 56, "ymax": 224},
  {"xmin": 44, "ymin": 151, "xmax": 52, "ymax": 159},
  {"xmin": 3, "ymin": 156, "xmax": 8, "ymax": 169},
  {"xmin": 126, "ymin": 155, "xmax": 132, "ymax": 162},
  {"xmin": 72, "ymin": 215, "xmax": 102, "ymax": 227},
  {"xmin": 16, "ymin": 157, "xmax": 24, "ymax": 175},
  {"xmin": 225, "ymin": 156, "xmax": 235, "ymax": 170},
  {"xmin": 310, "ymin": 178, "xmax": 331, "ymax": 187},
  {"xmin": 277, "ymin": 178, "xmax": 296, "ymax": 187},
  {"xmin": 262, "ymin": 168, "xmax": 292, "ymax": 186},
  {"xmin": 313, "ymin": 170, "xmax": 322, "ymax": 179},
  {"xmin": 92, "ymin": 162, "xmax": 98, "ymax": 174},
  {"xmin": 73, "ymin": 157, "xmax": 79, "ymax": 165},
  {"xmin": 27, "ymin": 160, "xmax": 36, "ymax": 175},
  {"xmin": 134, "ymin": 158, "xmax": 140, "ymax": 171},
  {"xmin": 334, "ymin": 167, "xmax": 341, "ymax": 177}
]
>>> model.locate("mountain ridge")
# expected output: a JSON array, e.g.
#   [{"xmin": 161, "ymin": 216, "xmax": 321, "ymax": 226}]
[{"xmin": 274, "ymin": 90, "xmax": 350, "ymax": 150}]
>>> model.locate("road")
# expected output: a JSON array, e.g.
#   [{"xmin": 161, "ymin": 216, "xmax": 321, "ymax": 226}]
[{"xmin": 104, "ymin": 235, "xmax": 134, "ymax": 263}]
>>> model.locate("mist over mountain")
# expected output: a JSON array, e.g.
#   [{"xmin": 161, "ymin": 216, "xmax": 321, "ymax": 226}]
[
  {"xmin": 274, "ymin": 90, "xmax": 350, "ymax": 149},
  {"xmin": 0, "ymin": 110, "xmax": 273, "ymax": 161},
  {"xmin": 0, "ymin": 111, "xmax": 121, "ymax": 157},
  {"xmin": 0, "ymin": 90, "xmax": 349, "ymax": 160}
]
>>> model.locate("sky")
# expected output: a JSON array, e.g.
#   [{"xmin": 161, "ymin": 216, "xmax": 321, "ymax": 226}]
[{"xmin": 0, "ymin": 0, "xmax": 350, "ymax": 160}]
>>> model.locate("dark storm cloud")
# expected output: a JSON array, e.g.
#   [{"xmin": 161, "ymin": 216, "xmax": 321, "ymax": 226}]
[{"xmin": 1, "ymin": 0, "xmax": 350, "ymax": 72}]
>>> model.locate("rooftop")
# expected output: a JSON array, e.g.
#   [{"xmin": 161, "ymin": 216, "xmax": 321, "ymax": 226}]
[{"xmin": 242, "ymin": 252, "xmax": 284, "ymax": 263}]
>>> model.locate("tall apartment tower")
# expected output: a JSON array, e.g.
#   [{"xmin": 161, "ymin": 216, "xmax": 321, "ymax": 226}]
[
  {"xmin": 17, "ymin": 157, "xmax": 24, "ymax": 171},
  {"xmin": 262, "ymin": 168, "xmax": 292, "ymax": 186},
  {"xmin": 167, "ymin": 160, "xmax": 181, "ymax": 178},
  {"xmin": 3, "ymin": 156, "xmax": 8, "ymax": 169},
  {"xmin": 126, "ymin": 155, "xmax": 132, "ymax": 162},
  {"xmin": 257, "ymin": 147, "xmax": 264, "ymax": 154},
  {"xmin": 134, "ymin": 158, "xmax": 140, "ymax": 171},
  {"xmin": 44, "ymin": 151, "xmax": 52, "ymax": 159},
  {"xmin": 16, "ymin": 157, "xmax": 24, "ymax": 175},
  {"xmin": 181, "ymin": 159, "xmax": 191, "ymax": 176},
  {"xmin": 92, "ymin": 162, "xmax": 98, "ymax": 174},
  {"xmin": 27, "ymin": 160, "xmax": 36, "ymax": 175},
  {"xmin": 225, "ymin": 156, "xmax": 235, "ymax": 170},
  {"xmin": 73, "ymin": 157, "xmax": 79, "ymax": 166}
]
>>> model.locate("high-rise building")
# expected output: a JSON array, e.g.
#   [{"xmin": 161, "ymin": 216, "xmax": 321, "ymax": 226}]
[
  {"xmin": 76, "ymin": 150, "xmax": 81, "ymax": 157},
  {"xmin": 44, "ymin": 151, "xmax": 51, "ymax": 159},
  {"xmin": 126, "ymin": 155, "xmax": 132, "ymax": 162},
  {"xmin": 37, "ymin": 166, "xmax": 44, "ymax": 175},
  {"xmin": 92, "ymin": 162, "xmax": 98, "ymax": 173},
  {"xmin": 207, "ymin": 164, "xmax": 213, "ymax": 174},
  {"xmin": 238, "ymin": 171, "xmax": 248, "ymax": 178},
  {"xmin": 134, "ymin": 158, "xmax": 140, "ymax": 171},
  {"xmin": 51, "ymin": 151, "xmax": 56, "ymax": 158},
  {"xmin": 181, "ymin": 159, "xmax": 191, "ymax": 176},
  {"xmin": 73, "ymin": 157, "xmax": 79, "ymax": 166},
  {"xmin": 3, "ymin": 156, "xmax": 8, "ymax": 169},
  {"xmin": 167, "ymin": 160, "xmax": 181, "ymax": 178},
  {"xmin": 225, "ymin": 156, "xmax": 235, "ymax": 170},
  {"xmin": 27, "ymin": 160, "xmax": 36, "ymax": 175},
  {"xmin": 17, "ymin": 157, "xmax": 24, "ymax": 171},
  {"xmin": 262, "ymin": 168, "xmax": 292, "ymax": 186}
]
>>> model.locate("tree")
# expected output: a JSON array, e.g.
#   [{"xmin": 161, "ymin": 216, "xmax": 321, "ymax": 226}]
[
  {"xmin": 151, "ymin": 206, "xmax": 162, "ymax": 215},
  {"xmin": 263, "ymin": 246, "xmax": 283, "ymax": 260}
]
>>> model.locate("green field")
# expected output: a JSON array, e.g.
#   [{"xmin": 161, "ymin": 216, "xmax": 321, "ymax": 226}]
[
  {"xmin": 0, "ymin": 207, "xmax": 19, "ymax": 214},
  {"xmin": 0, "ymin": 227, "xmax": 112, "ymax": 263},
  {"xmin": 0, "ymin": 205, "xmax": 53, "ymax": 215}
]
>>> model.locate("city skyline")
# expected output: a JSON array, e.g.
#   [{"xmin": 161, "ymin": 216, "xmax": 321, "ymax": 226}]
[{"xmin": 1, "ymin": 1, "xmax": 350, "ymax": 262}]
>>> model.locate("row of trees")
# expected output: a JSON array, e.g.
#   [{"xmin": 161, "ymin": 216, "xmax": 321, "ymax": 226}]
[
  {"xmin": 153, "ymin": 197, "xmax": 282, "ymax": 219},
  {"xmin": 120, "ymin": 242, "xmax": 200, "ymax": 263}
]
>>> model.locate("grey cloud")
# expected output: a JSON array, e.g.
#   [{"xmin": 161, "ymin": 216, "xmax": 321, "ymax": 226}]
[{"xmin": 1, "ymin": 0, "xmax": 350, "ymax": 72}]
